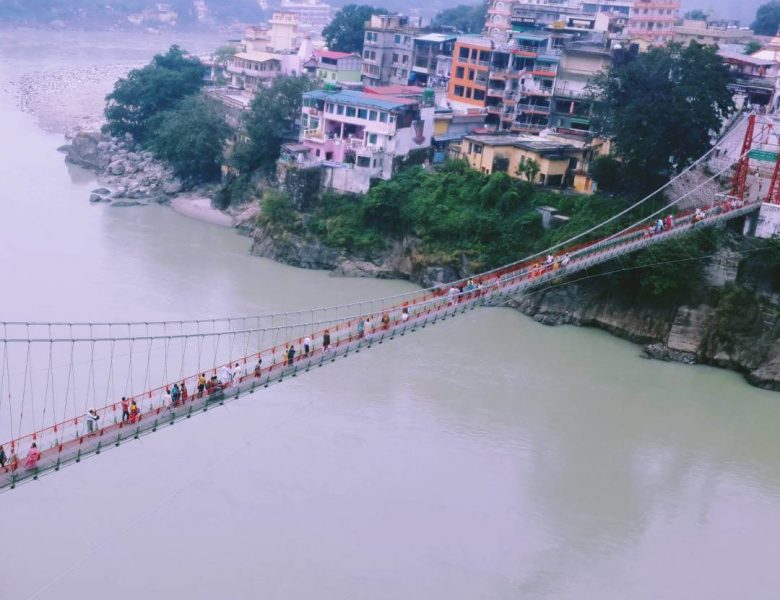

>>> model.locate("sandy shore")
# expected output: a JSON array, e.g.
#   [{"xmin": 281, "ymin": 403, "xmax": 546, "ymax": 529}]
[{"xmin": 170, "ymin": 195, "xmax": 235, "ymax": 227}]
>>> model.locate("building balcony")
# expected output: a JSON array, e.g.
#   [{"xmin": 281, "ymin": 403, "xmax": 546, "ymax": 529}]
[
  {"xmin": 518, "ymin": 104, "xmax": 551, "ymax": 115},
  {"xmin": 487, "ymin": 86, "xmax": 506, "ymax": 97},
  {"xmin": 511, "ymin": 123, "xmax": 547, "ymax": 133},
  {"xmin": 530, "ymin": 69, "xmax": 557, "ymax": 78},
  {"xmin": 553, "ymin": 85, "xmax": 592, "ymax": 99},
  {"xmin": 486, "ymin": 105, "xmax": 503, "ymax": 115},
  {"xmin": 521, "ymin": 87, "xmax": 552, "ymax": 97},
  {"xmin": 227, "ymin": 64, "xmax": 280, "ymax": 78}
]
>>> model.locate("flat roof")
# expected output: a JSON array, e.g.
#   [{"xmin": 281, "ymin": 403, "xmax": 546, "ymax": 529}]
[
  {"xmin": 304, "ymin": 89, "xmax": 417, "ymax": 110},
  {"xmin": 415, "ymin": 33, "xmax": 457, "ymax": 43},
  {"xmin": 719, "ymin": 51, "xmax": 775, "ymax": 67},
  {"xmin": 315, "ymin": 50, "xmax": 356, "ymax": 60},
  {"xmin": 234, "ymin": 51, "xmax": 282, "ymax": 63},
  {"xmin": 463, "ymin": 133, "xmax": 579, "ymax": 155}
]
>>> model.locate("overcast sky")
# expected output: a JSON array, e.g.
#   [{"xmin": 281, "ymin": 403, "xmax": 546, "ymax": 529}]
[{"xmin": 680, "ymin": 0, "xmax": 760, "ymax": 24}]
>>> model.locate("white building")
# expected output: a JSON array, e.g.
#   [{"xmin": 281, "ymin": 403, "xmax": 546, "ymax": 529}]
[{"xmin": 279, "ymin": 0, "xmax": 333, "ymax": 36}]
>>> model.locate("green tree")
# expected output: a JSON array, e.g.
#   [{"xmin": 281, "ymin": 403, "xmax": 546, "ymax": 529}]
[
  {"xmin": 517, "ymin": 157, "xmax": 541, "ymax": 183},
  {"xmin": 322, "ymin": 4, "xmax": 388, "ymax": 53},
  {"xmin": 103, "ymin": 45, "xmax": 206, "ymax": 143},
  {"xmin": 213, "ymin": 45, "xmax": 238, "ymax": 65},
  {"xmin": 744, "ymin": 40, "xmax": 763, "ymax": 54},
  {"xmin": 588, "ymin": 155, "xmax": 623, "ymax": 192},
  {"xmin": 431, "ymin": 3, "xmax": 487, "ymax": 33},
  {"xmin": 148, "ymin": 95, "xmax": 230, "ymax": 182},
  {"xmin": 233, "ymin": 75, "xmax": 316, "ymax": 174},
  {"xmin": 753, "ymin": 1, "xmax": 780, "ymax": 34},
  {"xmin": 683, "ymin": 9, "xmax": 708, "ymax": 20},
  {"xmin": 591, "ymin": 42, "xmax": 734, "ymax": 193}
]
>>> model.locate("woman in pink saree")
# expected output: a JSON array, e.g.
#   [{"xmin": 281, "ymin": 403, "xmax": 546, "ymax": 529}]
[{"xmin": 24, "ymin": 443, "xmax": 40, "ymax": 470}]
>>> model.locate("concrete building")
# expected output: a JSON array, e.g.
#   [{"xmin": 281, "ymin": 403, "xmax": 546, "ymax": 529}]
[
  {"xmin": 410, "ymin": 33, "xmax": 457, "ymax": 88},
  {"xmin": 551, "ymin": 40, "xmax": 612, "ymax": 135},
  {"xmin": 626, "ymin": 0, "xmax": 679, "ymax": 45},
  {"xmin": 720, "ymin": 51, "xmax": 779, "ymax": 108},
  {"xmin": 448, "ymin": 36, "xmax": 492, "ymax": 108},
  {"xmin": 227, "ymin": 51, "xmax": 282, "ymax": 92},
  {"xmin": 671, "ymin": 19, "xmax": 754, "ymax": 46},
  {"xmin": 459, "ymin": 133, "xmax": 585, "ymax": 187},
  {"xmin": 361, "ymin": 14, "xmax": 420, "ymax": 87},
  {"xmin": 279, "ymin": 0, "xmax": 332, "ymax": 36},
  {"xmin": 285, "ymin": 87, "xmax": 434, "ymax": 193},
  {"xmin": 314, "ymin": 50, "xmax": 362, "ymax": 83},
  {"xmin": 268, "ymin": 12, "xmax": 301, "ymax": 51}
]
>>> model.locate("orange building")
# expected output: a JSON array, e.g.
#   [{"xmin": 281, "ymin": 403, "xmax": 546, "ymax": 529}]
[{"xmin": 447, "ymin": 37, "xmax": 493, "ymax": 108}]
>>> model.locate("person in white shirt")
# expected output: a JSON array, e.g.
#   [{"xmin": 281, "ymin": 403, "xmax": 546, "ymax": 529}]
[{"xmin": 303, "ymin": 336, "xmax": 312, "ymax": 356}]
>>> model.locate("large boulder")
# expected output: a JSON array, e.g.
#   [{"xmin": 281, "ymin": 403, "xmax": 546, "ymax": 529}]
[
  {"xmin": 65, "ymin": 131, "xmax": 111, "ymax": 170},
  {"xmin": 108, "ymin": 160, "xmax": 125, "ymax": 176},
  {"xmin": 162, "ymin": 179, "xmax": 183, "ymax": 195}
]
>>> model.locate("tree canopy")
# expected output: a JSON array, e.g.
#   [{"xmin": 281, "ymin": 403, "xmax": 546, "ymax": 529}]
[
  {"xmin": 683, "ymin": 9, "xmax": 708, "ymax": 20},
  {"xmin": 430, "ymin": 3, "xmax": 487, "ymax": 34},
  {"xmin": 753, "ymin": 0, "xmax": 780, "ymax": 35},
  {"xmin": 148, "ymin": 95, "xmax": 230, "ymax": 182},
  {"xmin": 232, "ymin": 75, "xmax": 316, "ymax": 174},
  {"xmin": 322, "ymin": 4, "xmax": 388, "ymax": 53},
  {"xmin": 103, "ymin": 46, "xmax": 206, "ymax": 143},
  {"xmin": 591, "ymin": 42, "xmax": 734, "ymax": 192}
]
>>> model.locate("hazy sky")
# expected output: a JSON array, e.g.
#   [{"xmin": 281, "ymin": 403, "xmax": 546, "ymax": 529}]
[{"xmin": 679, "ymin": 0, "xmax": 760, "ymax": 24}]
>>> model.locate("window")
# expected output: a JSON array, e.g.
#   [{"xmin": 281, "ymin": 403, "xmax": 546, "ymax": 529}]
[
  {"xmin": 404, "ymin": 36, "xmax": 410, "ymax": 44},
  {"xmin": 454, "ymin": 85, "xmax": 465, "ymax": 96},
  {"xmin": 379, "ymin": 112, "xmax": 388, "ymax": 122},
  {"xmin": 337, "ymin": 104, "xmax": 344, "ymax": 115},
  {"xmin": 325, "ymin": 103, "xmax": 333, "ymax": 113},
  {"xmin": 394, "ymin": 34, "xmax": 401, "ymax": 43},
  {"xmin": 456, "ymin": 66, "xmax": 465, "ymax": 78},
  {"xmin": 358, "ymin": 108, "xmax": 368, "ymax": 119},
  {"xmin": 357, "ymin": 156, "xmax": 371, "ymax": 167},
  {"xmin": 368, "ymin": 110, "xmax": 378, "ymax": 121},
  {"xmin": 474, "ymin": 89, "xmax": 485, "ymax": 101},
  {"xmin": 392, "ymin": 53, "xmax": 399, "ymax": 63},
  {"xmin": 346, "ymin": 106, "xmax": 356, "ymax": 117},
  {"xmin": 468, "ymin": 69, "xmax": 475, "ymax": 80},
  {"xmin": 368, "ymin": 133, "xmax": 378, "ymax": 144},
  {"xmin": 467, "ymin": 142, "xmax": 473, "ymax": 153},
  {"xmin": 310, "ymin": 118, "xmax": 319, "ymax": 129},
  {"xmin": 301, "ymin": 114, "xmax": 308, "ymax": 127},
  {"xmin": 465, "ymin": 87, "xmax": 472, "ymax": 98},
  {"xmin": 401, "ymin": 69, "xmax": 407, "ymax": 78},
  {"xmin": 459, "ymin": 47, "xmax": 469, "ymax": 59},
  {"xmin": 473, "ymin": 144, "xmax": 483, "ymax": 154},
  {"xmin": 402, "ymin": 54, "xmax": 409, "ymax": 64},
  {"xmin": 364, "ymin": 50, "xmax": 370, "ymax": 59}
]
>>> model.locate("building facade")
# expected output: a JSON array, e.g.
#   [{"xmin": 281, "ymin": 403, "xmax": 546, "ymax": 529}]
[
  {"xmin": 315, "ymin": 50, "xmax": 363, "ymax": 83},
  {"xmin": 227, "ymin": 52, "xmax": 282, "ymax": 92},
  {"xmin": 448, "ymin": 36, "xmax": 492, "ymax": 108},
  {"xmin": 279, "ymin": 0, "xmax": 332, "ymax": 36},
  {"xmin": 361, "ymin": 14, "xmax": 419, "ymax": 87},
  {"xmin": 626, "ymin": 0, "xmax": 679, "ymax": 44},
  {"xmin": 410, "ymin": 33, "xmax": 456, "ymax": 88}
]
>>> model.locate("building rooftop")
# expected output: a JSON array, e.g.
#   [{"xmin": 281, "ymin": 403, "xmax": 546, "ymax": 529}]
[
  {"xmin": 415, "ymin": 33, "xmax": 457, "ymax": 43},
  {"xmin": 719, "ymin": 51, "xmax": 776, "ymax": 67},
  {"xmin": 304, "ymin": 89, "xmax": 417, "ymax": 110},
  {"xmin": 463, "ymin": 133, "xmax": 580, "ymax": 155},
  {"xmin": 315, "ymin": 50, "xmax": 356, "ymax": 60},
  {"xmin": 364, "ymin": 84, "xmax": 426, "ymax": 97},
  {"xmin": 234, "ymin": 51, "xmax": 283, "ymax": 63}
]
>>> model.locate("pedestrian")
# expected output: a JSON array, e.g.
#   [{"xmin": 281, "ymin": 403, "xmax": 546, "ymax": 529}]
[
  {"xmin": 219, "ymin": 365, "xmax": 231, "ymax": 385},
  {"xmin": 161, "ymin": 388, "xmax": 172, "ymax": 409},
  {"xmin": 129, "ymin": 399, "xmax": 139, "ymax": 423},
  {"xmin": 181, "ymin": 381, "xmax": 188, "ymax": 403},
  {"xmin": 121, "ymin": 396, "xmax": 130, "ymax": 422},
  {"xmin": 232, "ymin": 362, "xmax": 244, "ymax": 383},
  {"xmin": 24, "ymin": 443, "xmax": 40, "ymax": 471},
  {"xmin": 7, "ymin": 449, "xmax": 18, "ymax": 471},
  {"xmin": 86, "ymin": 409, "xmax": 99, "ymax": 434},
  {"xmin": 0, "ymin": 445, "xmax": 5, "ymax": 468},
  {"xmin": 381, "ymin": 313, "xmax": 390, "ymax": 330},
  {"xmin": 323, "ymin": 329, "xmax": 331, "ymax": 352},
  {"xmin": 287, "ymin": 345, "xmax": 296, "ymax": 366},
  {"xmin": 206, "ymin": 377, "xmax": 216, "ymax": 395},
  {"xmin": 254, "ymin": 358, "xmax": 263, "ymax": 377},
  {"xmin": 357, "ymin": 318, "xmax": 365, "ymax": 338},
  {"xmin": 304, "ymin": 336, "xmax": 312, "ymax": 356},
  {"xmin": 401, "ymin": 308, "xmax": 409, "ymax": 322},
  {"xmin": 198, "ymin": 373, "xmax": 206, "ymax": 397},
  {"xmin": 171, "ymin": 383, "xmax": 181, "ymax": 407}
]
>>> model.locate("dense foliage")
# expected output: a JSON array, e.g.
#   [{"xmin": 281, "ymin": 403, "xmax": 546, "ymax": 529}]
[
  {"xmin": 322, "ymin": 4, "xmax": 388, "ymax": 53},
  {"xmin": 591, "ymin": 42, "xmax": 734, "ymax": 193},
  {"xmin": 103, "ymin": 46, "xmax": 206, "ymax": 144},
  {"xmin": 753, "ymin": 1, "xmax": 780, "ymax": 35},
  {"xmin": 430, "ymin": 3, "xmax": 488, "ymax": 34},
  {"xmin": 233, "ymin": 75, "xmax": 316, "ymax": 174},
  {"xmin": 683, "ymin": 9, "xmax": 708, "ymax": 20},
  {"xmin": 148, "ymin": 96, "xmax": 230, "ymax": 182}
]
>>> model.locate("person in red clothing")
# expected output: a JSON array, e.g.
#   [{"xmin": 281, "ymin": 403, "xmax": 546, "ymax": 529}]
[
  {"xmin": 121, "ymin": 397, "xmax": 130, "ymax": 422},
  {"xmin": 181, "ymin": 381, "xmax": 188, "ymax": 403},
  {"xmin": 24, "ymin": 443, "xmax": 40, "ymax": 470},
  {"xmin": 129, "ymin": 399, "xmax": 139, "ymax": 424}
]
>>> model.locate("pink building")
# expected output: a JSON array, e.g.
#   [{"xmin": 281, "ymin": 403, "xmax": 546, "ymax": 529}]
[{"xmin": 627, "ymin": 0, "xmax": 679, "ymax": 44}]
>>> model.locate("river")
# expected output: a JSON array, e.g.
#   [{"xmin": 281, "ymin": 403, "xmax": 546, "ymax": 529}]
[{"xmin": 1, "ymin": 30, "xmax": 780, "ymax": 600}]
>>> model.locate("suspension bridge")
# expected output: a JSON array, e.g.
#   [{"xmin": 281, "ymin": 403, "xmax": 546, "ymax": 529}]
[{"xmin": 1, "ymin": 113, "xmax": 778, "ymax": 491}]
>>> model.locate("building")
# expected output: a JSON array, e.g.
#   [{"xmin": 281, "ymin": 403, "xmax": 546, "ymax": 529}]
[
  {"xmin": 720, "ymin": 51, "xmax": 779, "ymax": 109},
  {"xmin": 361, "ymin": 14, "xmax": 420, "ymax": 87},
  {"xmin": 672, "ymin": 19, "xmax": 754, "ymax": 46},
  {"xmin": 279, "ymin": 0, "xmax": 332, "ymax": 36},
  {"xmin": 551, "ymin": 40, "xmax": 612, "ymax": 135},
  {"xmin": 448, "ymin": 36, "xmax": 492, "ymax": 108},
  {"xmin": 285, "ymin": 87, "xmax": 434, "ymax": 193},
  {"xmin": 227, "ymin": 51, "xmax": 282, "ymax": 92},
  {"xmin": 626, "ymin": 0, "xmax": 679, "ymax": 45},
  {"xmin": 485, "ymin": 0, "xmax": 514, "ymax": 43},
  {"xmin": 410, "ymin": 33, "xmax": 457, "ymax": 88},
  {"xmin": 459, "ymin": 133, "xmax": 585, "ymax": 187},
  {"xmin": 268, "ymin": 12, "xmax": 301, "ymax": 51},
  {"xmin": 314, "ymin": 50, "xmax": 362, "ymax": 83}
]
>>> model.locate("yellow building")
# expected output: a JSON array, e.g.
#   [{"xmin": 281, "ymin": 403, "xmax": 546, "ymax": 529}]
[{"xmin": 459, "ymin": 134, "xmax": 585, "ymax": 188}]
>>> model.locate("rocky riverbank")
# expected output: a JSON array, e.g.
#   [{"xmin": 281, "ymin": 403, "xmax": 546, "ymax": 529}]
[{"xmin": 61, "ymin": 130, "xmax": 186, "ymax": 205}]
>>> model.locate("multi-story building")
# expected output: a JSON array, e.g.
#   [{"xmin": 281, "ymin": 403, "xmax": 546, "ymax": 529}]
[
  {"xmin": 719, "ymin": 50, "xmax": 778, "ymax": 109},
  {"xmin": 409, "ymin": 33, "xmax": 457, "ymax": 88},
  {"xmin": 361, "ymin": 14, "xmax": 420, "ymax": 87},
  {"xmin": 314, "ymin": 50, "xmax": 363, "ymax": 84},
  {"xmin": 671, "ymin": 19, "xmax": 754, "ymax": 46},
  {"xmin": 550, "ymin": 40, "xmax": 612, "ymax": 135},
  {"xmin": 626, "ymin": 0, "xmax": 679, "ymax": 44},
  {"xmin": 268, "ymin": 12, "xmax": 301, "ymax": 51},
  {"xmin": 279, "ymin": 0, "xmax": 332, "ymax": 37},
  {"xmin": 283, "ymin": 88, "xmax": 434, "ymax": 193},
  {"xmin": 447, "ymin": 36, "xmax": 492, "ymax": 108},
  {"xmin": 227, "ymin": 52, "xmax": 282, "ymax": 92},
  {"xmin": 485, "ymin": 0, "xmax": 514, "ymax": 42}
]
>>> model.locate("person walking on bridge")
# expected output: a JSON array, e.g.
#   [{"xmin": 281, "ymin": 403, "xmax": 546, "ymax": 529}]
[
  {"xmin": 198, "ymin": 373, "xmax": 206, "ymax": 397},
  {"xmin": 86, "ymin": 409, "xmax": 100, "ymax": 435},
  {"xmin": 129, "ymin": 399, "xmax": 139, "ymax": 424},
  {"xmin": 180, "ymin": 381, "xmax": 188, "ymax": 403},
  {"xmin": 121, "ymin": 397, "xmax": 130, "ymax": 422},
  {"xmin": 0, "ymin": 445, "xmax": 6, "ymax": 468},
  {"xmin": 323, "ymin": 330, "xmax": 331, "ymax": 352},
  {"xmin": 287, "ymin": 345, "xmax": 296, "ymax": 367},
  {"xmin": 24, "ymin": 443, "xmax": 40, "ymax": 471},
  {"xmin": 304, "ymin": 336, "xmax": 312, "ymax": 356},
  {"xmin": 171, "ymin": 383, "xmax": 181, "ymax": 407}
]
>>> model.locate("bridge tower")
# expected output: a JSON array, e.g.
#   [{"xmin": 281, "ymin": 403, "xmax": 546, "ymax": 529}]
[{"xmin": 730, "ymin": 114, "xmax": 755, "ymax": 202}]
